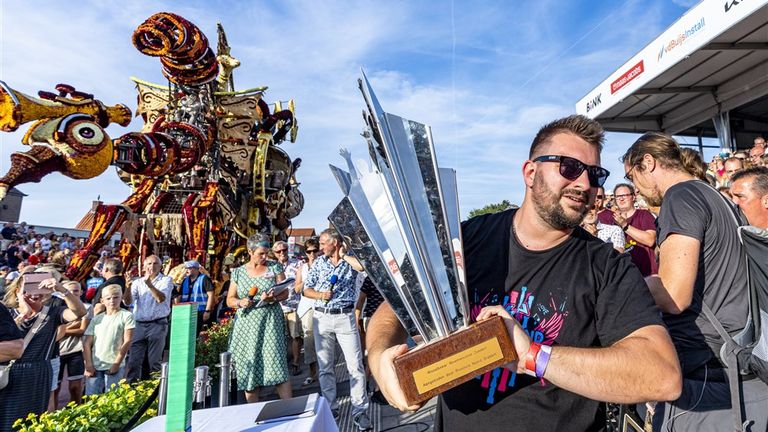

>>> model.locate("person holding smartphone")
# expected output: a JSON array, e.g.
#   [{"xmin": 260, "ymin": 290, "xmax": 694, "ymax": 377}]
[{"xmin": 0, "ymin": 273, "xmax": 86, "ymax": 431}]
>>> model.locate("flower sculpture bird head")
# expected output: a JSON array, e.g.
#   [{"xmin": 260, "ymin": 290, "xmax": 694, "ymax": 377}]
[{"xmin": 0, "ymin": 82, "xmax": 131, "ymax": 199}]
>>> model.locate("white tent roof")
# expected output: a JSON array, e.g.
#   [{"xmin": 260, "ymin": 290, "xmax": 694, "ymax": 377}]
[{"xmin": 576, "ymin": 0, "xmax": 768, "ymax": 148}]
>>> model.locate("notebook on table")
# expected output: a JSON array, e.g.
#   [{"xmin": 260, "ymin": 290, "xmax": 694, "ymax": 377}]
[{"xmin": 254, "ymin": 393, "xmax": 318, "ymax": 425}]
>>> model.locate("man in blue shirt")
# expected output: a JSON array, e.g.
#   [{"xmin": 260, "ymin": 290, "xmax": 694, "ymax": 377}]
[{"xmin": 304, "ymin": 228, "xmax": 371, "ymax": 430}]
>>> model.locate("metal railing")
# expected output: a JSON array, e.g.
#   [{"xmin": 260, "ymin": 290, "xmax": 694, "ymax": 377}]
[{"xmin": 157, "ymin": 351, "xmax": 236, "ymax": 414}]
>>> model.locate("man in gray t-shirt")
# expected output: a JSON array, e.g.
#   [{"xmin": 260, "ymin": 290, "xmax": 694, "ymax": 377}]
[
  {"xmin": 655, "ymin": 180, "xmax": 747, "ymax": 371},
  {"xmin": 623, "ymin": 132, "xmax": 766, "ymax": 430}
]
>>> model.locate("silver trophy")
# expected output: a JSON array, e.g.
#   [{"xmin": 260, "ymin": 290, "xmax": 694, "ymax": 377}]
[{"xmin": 328, "ymin": 70, "xmax": 515, "ymax": 405}]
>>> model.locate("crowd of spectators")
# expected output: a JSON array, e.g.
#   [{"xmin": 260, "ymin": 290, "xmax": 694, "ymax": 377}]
[
  {"xmin": 0, "ymin": 225, "xmax": 92, "ymax": 299},
  {"xmin": 583, "ymin": 135, "xmax": 767, "ymax": 237},
  {"xmin": 0, "ymin": 223, "xmax": 384, "ymax": 431}
]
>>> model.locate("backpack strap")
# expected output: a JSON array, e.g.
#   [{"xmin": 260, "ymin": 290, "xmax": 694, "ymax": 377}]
[{"xmin": 701, "ymin": 303, "xmax": 751, "ymax": 432}]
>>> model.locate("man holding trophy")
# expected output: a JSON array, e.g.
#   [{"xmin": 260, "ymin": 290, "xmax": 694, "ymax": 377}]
[{"xmin": 357, "ymin": 112, "xmax": 682, "ymax": 429}]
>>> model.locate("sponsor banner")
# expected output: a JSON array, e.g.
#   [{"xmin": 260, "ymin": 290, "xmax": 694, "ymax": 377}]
[
  {"xmin": 611, "ymin": 60, "xmax": 645, "ymax": 95},
  {"xmin": 585, "ymin": 93, "xmax": 602, "ymax": 113},
  {"xmin": 576, "ymin": 0, "xmax": 768, "ymax": 119},
  {"xmin": 657, "ymin": 17, "xmax": 706, "ymax": 62}
]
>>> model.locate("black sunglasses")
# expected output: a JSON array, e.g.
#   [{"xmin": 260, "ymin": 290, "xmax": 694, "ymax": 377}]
[
  {"xmin": 306, "ymin": 249, "xmax": 319, "ymax": 254},
  {"xmin": 533, "ymin": 155, "xmax": 610, "ymax": 187}
]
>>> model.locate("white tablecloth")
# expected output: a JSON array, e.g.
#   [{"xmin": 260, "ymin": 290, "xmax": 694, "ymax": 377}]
[{"xmin": 132, "ymin": 394, "xmax": 337, "ymax": 432}]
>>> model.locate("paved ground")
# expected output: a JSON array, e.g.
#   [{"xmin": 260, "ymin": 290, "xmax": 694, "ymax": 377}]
[
  {"xmin": 55, "ymin": 346, "xmax": 438, "ymax": 431},
  {"xmin": 262, "ymin": 351, "xmax": 437, "ymax": 432}
]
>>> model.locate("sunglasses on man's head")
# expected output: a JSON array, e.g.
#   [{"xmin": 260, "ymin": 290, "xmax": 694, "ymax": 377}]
[{"xmin": 533, "ymin": 155, "xmax": 610, "ymax": 187}]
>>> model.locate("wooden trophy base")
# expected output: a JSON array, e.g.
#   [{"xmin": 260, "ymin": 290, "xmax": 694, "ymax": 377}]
[{"xmin": 393, "ymin": 315, "xmax": 517, "ymax": 405}]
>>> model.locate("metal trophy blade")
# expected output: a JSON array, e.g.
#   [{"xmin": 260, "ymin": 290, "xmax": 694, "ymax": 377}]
[
  {"xmin": 437, "ymin": 167, "xmax": 470, "ymax": 327},
  {"xmin": 359, "ymin": 72, "xmax": 463, "ymax": 336},
  {"xmin": 327, "ymin": 70, "xmax": 516, "ymax": 405},
  {"xmin": 328, "ymin": 196, "xmax": 421, "ymax": 336},
  {"xmin": 332, "ymin": 157, "xmax": 443, "ymax": 341},
  {"xmin": 329, "ymin": 164, "xmax": 352, "ymax": 196}
]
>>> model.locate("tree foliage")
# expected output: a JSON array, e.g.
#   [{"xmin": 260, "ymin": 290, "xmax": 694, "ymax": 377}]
[{"xmin": 467, "ymin": 200, "xmax": 515, "ymax": 219}]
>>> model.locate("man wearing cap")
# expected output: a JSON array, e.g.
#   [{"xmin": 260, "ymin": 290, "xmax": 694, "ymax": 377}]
[{"xmin": 174, "ymin": 260, "xmax": 216, "ymax": 335}]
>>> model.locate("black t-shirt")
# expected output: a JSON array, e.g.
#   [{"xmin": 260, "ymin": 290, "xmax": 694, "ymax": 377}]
[
  {"xmin": 11, "ymin": 305, "xmax": 66, "ymax": 362},
  {"xmin": 656, "ymin": 180, "xmax": 748, "ymax": 373},
  {"xmin": 435, "ymin": 209, "xmax": 664, "ymax": 432},
  {"xmin": 0, "ymin": 303, "xmax": 22, "ymax": 345}
]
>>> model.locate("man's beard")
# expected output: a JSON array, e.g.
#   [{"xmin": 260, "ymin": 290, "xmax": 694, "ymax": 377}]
[
  {"xmin": 640, "ymin": 186, "xmax": 664, "ymax": 207},
  {"xmin": 531, "ymin": 174, "xmax": 589, "ymax": 230}
]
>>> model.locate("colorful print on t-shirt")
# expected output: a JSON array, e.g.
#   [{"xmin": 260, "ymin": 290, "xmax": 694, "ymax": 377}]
[{"xmin": 471, "ymin": 285, "xmax": 568, "ymax": 404}]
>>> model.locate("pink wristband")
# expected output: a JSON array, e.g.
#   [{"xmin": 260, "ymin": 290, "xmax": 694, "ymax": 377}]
[{"xmin": 535, "ymin": 344, "xmax": 552, "ymax": 378}]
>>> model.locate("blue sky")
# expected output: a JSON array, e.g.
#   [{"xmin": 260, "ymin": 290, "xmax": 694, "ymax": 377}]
[{"xmin": 0, "ymin": 0, "xmax": 704, "ymax": 230}]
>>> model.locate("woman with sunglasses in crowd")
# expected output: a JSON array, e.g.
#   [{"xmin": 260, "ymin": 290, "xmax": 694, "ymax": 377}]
[{"xmin": 0, "ymin": 270, "xmax": 86, "ymax": 431}]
